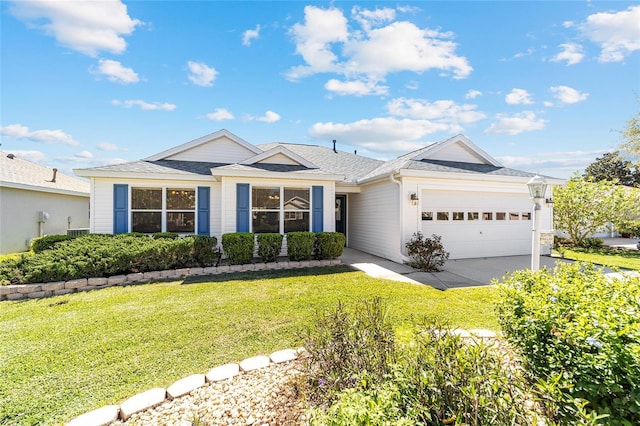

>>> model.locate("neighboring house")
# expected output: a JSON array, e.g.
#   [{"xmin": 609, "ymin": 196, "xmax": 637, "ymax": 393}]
[
  {"xmin": 0, "ymin": 152, "xmax": 90, "ymax": 254},
  {"xmin": 74, "ymin": 129, "xmax": 563, "ymax": 261}
]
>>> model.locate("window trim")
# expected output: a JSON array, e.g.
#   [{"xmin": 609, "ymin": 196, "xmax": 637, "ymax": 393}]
[
  {"xmin": 130, "ymin": 186, "xmax": 198, "ymax": 234},
  {"xmin": 250, "ymin": 185, "xmax": 313, "ymax": 234}
]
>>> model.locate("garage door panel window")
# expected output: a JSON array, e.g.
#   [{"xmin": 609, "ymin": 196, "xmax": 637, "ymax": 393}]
[
  {"xmin": 468, "ymin": 212, "xmax": 479, "ymax": 221},
  {"xmin": 483, "ymin": 212, "xmax": 493, "ymax": 221},
  {"xmin": 522, "ymin": 212, "xmax": 531, "ymax": 220},
  {"xmin": 510, "ymin": 212, "xmax": 520, "ymax": 220},
  {"xmin": 496, "ymin": 212, "xmax": 506, "ymax": 220},
  {"xmin": 453, "ymin": 212, "xmax": 464, "ymax": 221},
  {"xmin": 437, "ymin": 212, "xmax": 449, "ymax": 221},
  {"xmin": 422, "ymin": 212, "xmax": 433, "ymax": 221}
]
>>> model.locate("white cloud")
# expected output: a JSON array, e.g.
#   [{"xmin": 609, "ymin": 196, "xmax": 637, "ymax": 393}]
[
  {"xmin": 8, "ymin": 0, "xmax": 140, "ymax": 56},
  {"xmin": 551, "ymin": 43, "xmax": 584, "ymax": 65},
  {"xmin": 580, "ymin": 5, "xmax": 640, "ymax": 62},
  {"xmin": 505, "ymin": 88, "xmax": 534, "ymax": 105},
  {"xmin": 485, "ymin": 111, "xmax": 547, "ymax": 135},
  {"xmin": 287, "ymin": 6, "xmax": 471, "ymax": 85},
  {"xmin": 325, "ymin": 78, "xmax": 388, "ymax": 96},
  {"xmin": 96, "ymin": 142, "xmax": 121, "ymax": 151},
  {"xmin": 242, "ymin": 25, "xmax": 260, "ymax": 46},
  {"xmin": 187, "ymin": 61, "xmax": 218, "ymax": 87},
  {"xmin": 256, "ymin": 111, "xmax": 281, "ymax": 123},
  {"xmin": 497, "ymin": 148, "xmax": 608, "ymax": 177},
  {"xmin": 91, "ymin": 59, "xmax": 139, "ymax": 83},
  {"xmin": 75, "ymin": 150, "xmax": 93, "ymax": 159},
  {"xmin": 206, "ymin": 108, "xmax": 234, "ymax": 121},
  {"xmin": 386, "ymin": 98, "xmax": 486, "ymax": 124},
  {"xmin": 288, "ymin": 6, "xmax": 349, "ymax": 79},
  {"xmin": 562, "ymin": 21, "xmax": 574, "ymax": 28},
  {"xmin": 465, "ymin": 89, "xmax": 482, "ymax": 99},
  {"xmin": 111, "ymin": 99, "xmax": 176, "ymax": 111},
  {"xmin": 0, "ymin": 124, "xmax": 79, "ymax": 146},
  {"xmin": 550, "ymin": 85, "xmax": 589, "ymax": 104},
  {"xmin": 310, "ymin": 117, "xmax": 451, "ymax": 154}
]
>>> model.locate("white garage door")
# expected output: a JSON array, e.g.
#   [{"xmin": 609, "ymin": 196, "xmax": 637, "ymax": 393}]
[{"xmin": 421, "ymin": 190, "xmax": 533, "ymax": 259}]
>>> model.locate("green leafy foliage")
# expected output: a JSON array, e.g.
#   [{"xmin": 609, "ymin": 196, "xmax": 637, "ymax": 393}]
[
  {"xmin": 287, "ymin": 231, "xmax": 315, "ymax": 261},
  {"xmin": 305, "ymin": 299, "xmax": 532, "ymax": 426},
  {"xmin": 583, "ymin": 151, "xmax": 640, "ymax": 187},
  {"xmin": 0, "ymin": 233, "xmax": 218, "ymax": 284},
  {"xmin": 495, "ymin": 262, "xmax": 640, "ymax": 424},
  {"xmin": 221, "ymin": 232, "xmax": 254, "ymax": 265},
  {"xmin": 30, "ymin": 234, "xmax": 77, "ymax": 253},
  {"xmin": 314, "ymin": 232, "xmax": 346, "ymax": 260},
  {"xmin": 553, "ymin": 177, "xmax": 639, "ymax": 246},
  {"xmin": 256, "ymin": 233, "xmax": 283, "ymax": 263},
  {"xmin": 152, "ymin": 232, "xmax": 179, "ymax": 239},
  {"xmin": 404, "ymin": 232, "xmax": 449, "ymax": 271}
]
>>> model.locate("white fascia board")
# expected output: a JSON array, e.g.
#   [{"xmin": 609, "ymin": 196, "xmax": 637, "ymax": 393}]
[
  {"xmin": 144, "ymin": 129, "xmax": 262, "ymax": 161},
  {"xmin": 73, "ymin": 169, "xmax": 217, "ymax": 181},
  {"xmin": 398, "ymin": 168, "xmax": 566, "ymax": 185},
  {"xmin": 240, "ymin": 146, "xmax": 317, "ymax": 168},
  {"xmin": 210, "ymin": 168, "xmax": 345, "ymax": 182},
  {"xmin": 0, "ymin": 181, "xmax": 90, "ymax": 197},
  {"xmin": 335, "ymin": 183, "xmax": 361, "ymax": 193},
  {"xmin": 412, "ymin": 134, "xmax": 502, "ymax": 167}
]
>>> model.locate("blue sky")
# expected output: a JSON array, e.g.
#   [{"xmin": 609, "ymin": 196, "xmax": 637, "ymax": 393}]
[{"xmin": 1, "ymin": 1, "xmax": 639, "ymax": 179}]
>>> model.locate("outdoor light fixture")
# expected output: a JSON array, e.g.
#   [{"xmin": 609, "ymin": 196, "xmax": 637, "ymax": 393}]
[
  {"xmin": 527, "ymin": 175, "xmax": 547, "ymax": 271},
  {"xmin": 410, "ymin": 193, "xmax": 419, "ymax": 205}
]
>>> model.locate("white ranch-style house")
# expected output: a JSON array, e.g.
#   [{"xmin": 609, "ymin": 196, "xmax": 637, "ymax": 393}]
[{"xmin": 74, "ymin": 130, "xmax": 562, "ymax": 262}]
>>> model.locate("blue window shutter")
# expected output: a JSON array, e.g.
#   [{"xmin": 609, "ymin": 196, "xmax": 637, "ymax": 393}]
[
  {"xmin": 197, "ymin": 186, "xmax": 210, "ymax": 235},
  {"xmin": 236, "ymin": 183, "xmax": 250, "ymax": 232},
  {"xmin": 312, "ymin": 186, "xmax": 324, "ymax": 232},
  {"xmin": 113, "ymin": 184, "xmax": 128, "ymax": 234}
]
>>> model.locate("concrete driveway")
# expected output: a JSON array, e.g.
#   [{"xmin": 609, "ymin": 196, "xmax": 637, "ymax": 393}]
[{"xmin": 341, "ymin": 248, "xmax": 589, "ymax": 290}]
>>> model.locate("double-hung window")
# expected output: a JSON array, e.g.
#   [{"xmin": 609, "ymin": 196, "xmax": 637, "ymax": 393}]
[
  {"xmin": 252, "ymin": 187, "xmax": 310, "ymax": 233},
  {"xmin": 131, "ymin": 187, "xmax": 196, "ymax": 233}
]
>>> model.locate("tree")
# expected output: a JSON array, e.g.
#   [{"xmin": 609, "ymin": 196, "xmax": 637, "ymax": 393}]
[
  {"xmin": 619, "ymin": 104, "xmax": 640, "ymax": 165},
  {"xmin": 553, "ymin": 176, "xmax": 637, "ymax": 246},
  {"xmin": 583, "ymin": 151, "xmax": 640, "ymax": 187}
]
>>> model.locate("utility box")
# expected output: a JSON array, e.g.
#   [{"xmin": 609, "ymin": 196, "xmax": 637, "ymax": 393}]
[{"xmin": 38, "ymin": 211, "xmax": 50, "ymax": 222}]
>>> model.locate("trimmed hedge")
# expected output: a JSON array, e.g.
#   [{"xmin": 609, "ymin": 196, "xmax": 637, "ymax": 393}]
[
  {"xmin": 0, "ymin": 233, "xmax": 218, "ymax": 285},
  {"xmin": 256, "ymin": 233, "xmax": 283, "ymax": 263},
  {"xmin": 314, "ymin": 232, "xmax": 345, "ymax": 260},
  {"xmin": 221, "ymin": 232, "xmax": 254, "ymax": 265},
  {"xmin": 286, "ymin": 232, "xmax": 315, "ymax": 261},
  {"xmin": 30, "ymin": 235, "xmax": 77, "ymax": 253}
]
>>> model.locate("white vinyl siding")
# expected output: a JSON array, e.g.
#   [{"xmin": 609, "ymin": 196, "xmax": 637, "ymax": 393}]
[
  {"xmin": 165, "ymin": 136, "xmax": 258, "ymax": 163},
  {"xmin": 348, "ymin": 179, "xmax": 401, "ymax": 262}
]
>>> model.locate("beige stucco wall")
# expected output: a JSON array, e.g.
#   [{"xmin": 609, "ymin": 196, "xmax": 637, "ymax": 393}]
[{"xmin": 0, "ymin": 187, "xmax": 89, "ymax": 254}]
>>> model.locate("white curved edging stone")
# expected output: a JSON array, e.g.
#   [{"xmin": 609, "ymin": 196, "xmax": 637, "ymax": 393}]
[
  {"xmin": 66, "ymin": 348, "xmax": 299, "ymax": 425},
  {"xmin": 1, "ymin": 259, "xmax": 342, "ymax": 302}
]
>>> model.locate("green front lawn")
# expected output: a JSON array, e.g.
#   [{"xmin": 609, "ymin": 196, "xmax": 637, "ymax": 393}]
[
  {"xmin": 0, "ymin": 266, "xmax": 497, "ymax": 425},
  {"xmin": 556, "ymin": 247, "xmax": 640, "ymax": 270}
]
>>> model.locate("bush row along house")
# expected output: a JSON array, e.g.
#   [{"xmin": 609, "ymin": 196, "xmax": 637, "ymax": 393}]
[{"xmin": 74, "ymin": 130, "xmax": 563, "ymax": 262}]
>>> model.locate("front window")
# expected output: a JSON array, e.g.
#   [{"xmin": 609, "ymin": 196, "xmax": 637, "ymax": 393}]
[
  {"xmin": 252, "ymin": 187, "xmax": 310, "ymax": 233},
  {"xmin": 131, "ymin": 187, "xmax": 196, "ymax": 233}
]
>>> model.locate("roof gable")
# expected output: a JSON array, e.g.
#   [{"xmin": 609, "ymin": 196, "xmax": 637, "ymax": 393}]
[
  {"xmin": 411, "ymin": 134, "xmax": 502, "ymax": 167},
  {"xmin": 240, "ymin": 146, "xmax": 317, "ymax": 168},
  {"xmin": 145, "ymin": 129, "xmax": 262, "ymax": 163}
]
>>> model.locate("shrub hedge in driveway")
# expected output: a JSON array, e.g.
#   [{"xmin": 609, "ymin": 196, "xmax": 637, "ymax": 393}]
[{"xmin": 0, "ymin": 233, "xmax": 218, "ymax": 285}]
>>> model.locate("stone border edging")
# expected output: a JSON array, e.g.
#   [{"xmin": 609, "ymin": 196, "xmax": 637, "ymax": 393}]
[
  {"xmin": 0, "ymin": 259, "xmax": 342, "ymax": 302},
  {"xmin": 65, "ymin": 348, "xmax": 304, "ymax": 426}
]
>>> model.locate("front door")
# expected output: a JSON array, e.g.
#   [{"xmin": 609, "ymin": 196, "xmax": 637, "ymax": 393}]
[{"xmin": 335, "ymin": 194, "xmax": 346, "ymax": 239}]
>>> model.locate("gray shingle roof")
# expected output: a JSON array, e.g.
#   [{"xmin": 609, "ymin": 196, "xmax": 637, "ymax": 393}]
[
  {"xmin": 405, "ymin": 159, "xmax": 536, "ymax": 177},
  {"xmin": 75, "ymin": 160, "xmax": 227, "ymax": 176},
  {"xmin": 1, "ymin": 152, "xmax": 90, "ymax": 195},
  {"xmin": 258, "ymin": 143, "xmax": 383, "ymax": 182}
]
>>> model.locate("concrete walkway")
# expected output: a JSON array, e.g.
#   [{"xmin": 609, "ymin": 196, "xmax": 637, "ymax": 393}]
[{"xmin": 340, "ymin": 239, "xmax": 638, "ymax": 290}]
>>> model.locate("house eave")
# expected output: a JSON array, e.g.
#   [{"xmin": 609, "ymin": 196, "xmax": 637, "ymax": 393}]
[
  {"xmin": 73, "ymin": 169, "xmax": 217, "ymax": 182},
  {"xmin": 210, "ymin": 168, "xmax": 345, "ymax": 182},
  {"xmin": 0, "ymin": 181, "xmax": 90, "ymax": 197}
]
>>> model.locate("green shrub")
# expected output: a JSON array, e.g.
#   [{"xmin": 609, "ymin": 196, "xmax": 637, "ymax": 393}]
[
  {"xmin": 30, "ymin": 234, "xmax": 76, "ymax": 253},
  {"xmin": 314, "ymin": 232, "xmax": 345, "ymax": 260},
  {"xmin": 152, "ymin": 232, "xmax": 179, "ymax": 239},
  {"xmin": 221, "ymin": 232, "xmax": 254, "ymax": 265},
  {"xmin": 305, "ymin": 299, "xmax": 533, "ymax": 426},
  {"xmin": 580, "ymin": 237, "xmax": 603, "ymax": 249},
  {"xmin": 301, "ymin": 297, "xmax": 396, "ymax": 404},
  {"xmin": 404, "ymin": 232, "xmax": 449, "ymax": 271},
  {"xmin": 496, "ymin": 262, "xmax": 640, "ymax": 424},
  {"xmin": 286, "ymin": 231, "xmax": 315, "ymax": 261},
  {"xmin": 256, "ymin": 233, "xmax": 283, "ymax": 263},
  {"xmin": 192, "ymin": 235, "xmax": 218, "ymax": 267}
]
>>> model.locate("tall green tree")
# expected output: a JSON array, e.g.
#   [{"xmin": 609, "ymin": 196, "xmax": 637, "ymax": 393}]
[
  {"xmin": 553, "ymin": 176, "xmax": 637, "ymax": 246},
  {"xmin": 619, "ymin": 104, "xmax": 640, "ymax": 165},
  {"xmin": 583, "ymin": 151, "xmax": 640, "ymax": 187}
]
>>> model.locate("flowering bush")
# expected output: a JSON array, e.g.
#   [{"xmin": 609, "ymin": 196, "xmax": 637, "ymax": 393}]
[
  {"xmin": 404, "ymin": 232, "xmax": 449, "ymax": 271},
  {"xmin": 495, "ymin": 262, "xmax": 640, "ymax": 424}
]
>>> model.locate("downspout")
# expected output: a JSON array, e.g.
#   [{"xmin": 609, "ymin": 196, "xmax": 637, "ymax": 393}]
[{"xmin": 390, "ymin": 172, "xmax": 411, "ymax": 263}]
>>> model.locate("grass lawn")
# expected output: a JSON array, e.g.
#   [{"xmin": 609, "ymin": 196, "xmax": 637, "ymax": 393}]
[
  {"xmin": 0, "ymin": 266, "xmax": 498, "ymax": 425},
  {"xmin": 556, "ymin": 247, "xmax": 640, "ymax": 270}
]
